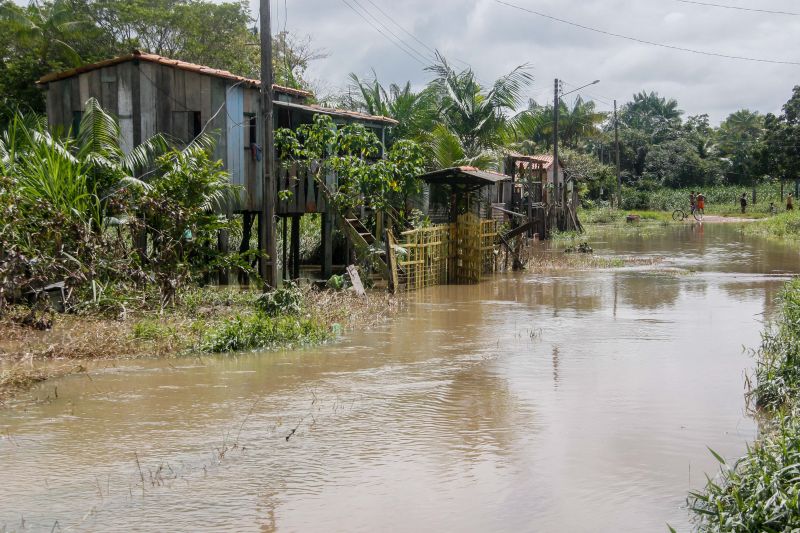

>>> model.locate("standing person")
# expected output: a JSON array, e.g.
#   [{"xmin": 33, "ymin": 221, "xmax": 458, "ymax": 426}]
[
  {"xmin": 740, "ymin": 192, "xmax": 748, "ymax": 214},
  {"xmin": 697, "ymin": 192, "xmax": 705, "ymax": 212},
  {"xmin": 788, "ymin": 193, "xmax": 794, "ymax": 211}
]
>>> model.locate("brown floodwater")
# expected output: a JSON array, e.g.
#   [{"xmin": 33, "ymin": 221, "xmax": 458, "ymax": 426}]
[{"xmin": 1, "ymin": 224, "xmax": 798, "ymax": 532}]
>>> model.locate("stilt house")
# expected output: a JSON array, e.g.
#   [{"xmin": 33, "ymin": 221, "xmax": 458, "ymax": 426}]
[{"xmin": 38, "ymin": 51, "xmax": 398, "ymax": 282}]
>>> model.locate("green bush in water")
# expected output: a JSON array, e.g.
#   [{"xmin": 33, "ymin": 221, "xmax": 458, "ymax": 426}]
[
  {"xmin": 688, "ymin": 412, "xmax": 800, "ymax": 532},
  {"xmin": 201, "ymin": 312, "xmax": 330, "ymax": 353},
  {"xmin": 752, "ymin": 278, "xmax": 800, "ymax": 411},
  {"xmin": 256, "ymin": 282, "xmax": 303, "ymax": 317}
]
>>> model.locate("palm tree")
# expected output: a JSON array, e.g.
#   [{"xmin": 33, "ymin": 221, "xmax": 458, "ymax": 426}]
[
  {"xmin": 558, "ymin": 97, "xmax": 608, "ymax": 148},
  {"xmin": 0, "ymin": 98, "xmax": 169, "ymax": 224},
  {"xmin": 620, "ymin": 91, "xmax": 683, "ymax": 142},
  {"xmin": 347, "ymin": 72, "xmax": 436, "ymax": 143},
  {"xmin": 426, "ymin": 54, "xmax": 532, "ymax": 160},
  {"xmin": 717, "ymin": 109, "xmax": 765, "ymax": 185},
  {"xmin": 423, "ymin": 53, "xmax": 532, "ymax": 169},
  {"xmin": 0, "ymin": 0, "xmax": 90, "ymax": 67},
  {"xmin": 514, "ymin": 97, "xmax": 607, "ymax": 153}
]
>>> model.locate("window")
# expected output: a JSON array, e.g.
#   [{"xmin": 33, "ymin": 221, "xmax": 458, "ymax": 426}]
[
  {"xmin": 71, "ymin": 111, "xmax": 82, "ymax": 135},
  {"xmin": 247, "ymin": 114, "xmax": 257, "ymax": 146},
  {"xmin": 192, "ymin": 111, "xmax": 202, "ymax": 140}
]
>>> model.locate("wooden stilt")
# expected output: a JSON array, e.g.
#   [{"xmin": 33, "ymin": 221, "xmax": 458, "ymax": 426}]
[{"xmin": 291, "ymin": 215, "xmax": 301, "ymax": 280}]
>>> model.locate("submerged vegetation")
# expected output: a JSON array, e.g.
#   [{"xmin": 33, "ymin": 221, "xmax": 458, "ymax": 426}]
[{"xmin": 688, "ymin": 279, "xmax": 800, "ymax": 531}]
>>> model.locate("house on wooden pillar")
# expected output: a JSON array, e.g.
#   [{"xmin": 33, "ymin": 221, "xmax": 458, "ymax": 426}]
[
  {"xmin": 38, "ymin": 50, "xmax": 398, "ymax": 281},
  {"xmin": 502, "ymin": 152, "xmax": 581, "ymax": 236}
]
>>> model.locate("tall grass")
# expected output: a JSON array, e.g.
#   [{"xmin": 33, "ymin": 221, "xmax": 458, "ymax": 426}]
[
  {"xmin": 688, "ymin": 279, "xmax": 800, "ymax": 531},
  {"xmin": 621, "ymin": 183, "xmax": 785, "ymax": 213},
  {"xmin": 744, "ymin": 211, "xmax": 800, "ymax": 240}
]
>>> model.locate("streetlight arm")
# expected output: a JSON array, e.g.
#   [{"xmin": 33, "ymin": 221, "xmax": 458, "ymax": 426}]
[{"xmin": 561, "ymin": 80, "xmax": 600, "ymax": 97}]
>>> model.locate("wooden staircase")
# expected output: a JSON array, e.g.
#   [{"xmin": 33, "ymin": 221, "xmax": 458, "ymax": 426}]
[{"xmin": 316, "ymin": 182, "xmax": 388, "ymax": 275}]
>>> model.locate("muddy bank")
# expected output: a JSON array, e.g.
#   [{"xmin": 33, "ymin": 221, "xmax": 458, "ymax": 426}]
[{"xmin": 0, "ymin": 287, "xmax": 400, "ymax": 403}]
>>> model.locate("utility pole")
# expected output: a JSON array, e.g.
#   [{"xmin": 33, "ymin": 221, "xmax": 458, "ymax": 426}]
[
  {"xmin": 553, "ymin": 78, "xmax": 560, "ymax": 206},
  {"xmin": 259, "ymin": 0, "xmax": 278, "ymax": 288},
  {"xmin": 614, "ymin": 99, "xmax": 621, "ymax": 209}
]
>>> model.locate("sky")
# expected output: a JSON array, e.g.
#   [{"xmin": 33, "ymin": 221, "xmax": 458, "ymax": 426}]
[{"xmin": 261, "ymin": 0, "xmax": 800, "ymax": 123}]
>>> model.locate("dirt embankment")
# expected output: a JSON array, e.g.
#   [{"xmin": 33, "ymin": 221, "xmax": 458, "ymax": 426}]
[{"xmin": 1, "ymin": 288, "xmax": 401, "ymax": 404}]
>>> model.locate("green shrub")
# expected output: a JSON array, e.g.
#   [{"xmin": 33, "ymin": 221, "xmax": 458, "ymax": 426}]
[
  {"xmin": 132, "ymin": 319, "xmax": 175, "ymax": 340},
  {"xmin": 326, "ymin": 274, "xmax": 345, "ymax": 291},
  {"xmin": 201, "ymin": 312, "xmax": 330, "ymax": 353},
  {"xmin": 255, "ymin": 282, "xmax": 304, "ymax": 316},
  {"xmin": 688, "ymin": 413, "xmax": 800, "ymax": 532},
  {"xmin": 752, "ymin": 279, "xmax": 800, "ymax": 410}
]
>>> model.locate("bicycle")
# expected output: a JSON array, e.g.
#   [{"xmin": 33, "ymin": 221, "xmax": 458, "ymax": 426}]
[{"xmin": 672, "ymin": 206, "xmax": 704, "ymax": 222}]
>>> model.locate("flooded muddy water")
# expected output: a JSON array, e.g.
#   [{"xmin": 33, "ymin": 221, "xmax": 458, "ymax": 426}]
[{"xmin": 2, "ymin": 224, "xmax": 798, "ymax": 532}]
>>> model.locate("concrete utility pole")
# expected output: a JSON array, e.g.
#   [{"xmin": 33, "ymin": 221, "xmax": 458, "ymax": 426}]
[
  {"xmin": 553, "ymin": 78, "xmax": 560, "ymax": 205},
  {"xmin": 259, "ymin": 0, "xmax": 278, "ymax": 288},
  {"xmin": 614, "ymin": 99, "xmax": 621, "ymax": 209}
]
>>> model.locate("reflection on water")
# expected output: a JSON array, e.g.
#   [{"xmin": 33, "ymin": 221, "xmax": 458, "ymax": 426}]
[{"xmin": 1, "ymin": 224, "xmax": 798, "ymax": 532}]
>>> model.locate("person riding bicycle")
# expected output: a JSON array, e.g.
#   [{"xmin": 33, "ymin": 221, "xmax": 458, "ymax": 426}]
[{"xmin": 690, "ymin": 191, "xmax": 697, "ymax": 214}]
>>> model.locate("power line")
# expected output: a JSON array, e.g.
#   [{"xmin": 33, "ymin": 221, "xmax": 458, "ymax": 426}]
[
  {"xmin": 339, "ymin": 0, "xmax": 428, "ymax": 66},
  {"xmin": 350, "ymin": 0, "xmax": 433, "ymax": 63},
  {"xmin": 673, "ymin": 0, "xmax": 800, "ymax": 16},
  {"xmin": 355, "ymin": 0, "xmax": 496, "ymax": 87},
  {"xmin": 495, "ymin": 0, "xmax": 800, "ymax": 66},
  {"xmin": 362, "ymin": 0, "xmax": 436, "ymax": 55}
]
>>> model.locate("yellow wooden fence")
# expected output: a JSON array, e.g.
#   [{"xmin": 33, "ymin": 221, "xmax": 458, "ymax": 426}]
[{"xmin": 390, "ymin": 214, "xmax": 497, "ymax": 291}]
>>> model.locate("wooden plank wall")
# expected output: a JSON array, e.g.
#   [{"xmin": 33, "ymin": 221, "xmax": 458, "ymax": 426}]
[
  {"xmin": 242, "ymin": 87, "xmax": 262, "ymax": 212},
  {"xmin": 276, "ymin": 163, "xmax": 327, "ymax": 215},
  {"xmin": 43, "ymin": 61, "xmax": 271, "ymax": 212},
  {"xmin": 225, "ymin": 86, "xmax": 245, "ymax": 213}
]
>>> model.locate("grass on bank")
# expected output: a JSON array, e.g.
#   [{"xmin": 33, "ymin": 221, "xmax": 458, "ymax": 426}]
[
  {"xmin": 743, "ymin": 210, "xmax": 800, "ymax": 241},
  {"xmin": 687, "ymin": 279, "xmax": 800, "ymax": 532},
  {"xmin": 0, "ymin": 284, "xmax": 399, "ymax": 402}
]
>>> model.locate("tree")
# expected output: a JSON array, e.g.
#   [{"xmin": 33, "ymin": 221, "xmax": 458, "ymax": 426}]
[
  {"xmin": 0, "ymin": 0, "xmax": 101, "ymax": 111},
  {"xmin": 617, "ymin": 91, "xmax": 684, "ymax": 179},
  {"xmin": 762, "ymin": 86, "xmax": 800, "ymax": 190},
  {"xmin": 346, "ymin": 72, "xmax": 436, "ymax": 143},
  {"xmin": 424, "ymin": 53, "xmax": 532, "ymax": 168},
  {"xmin": 642, "ymin": 138, "xmax": 722, "ymax": 187},
  {"xmin": 717, "ymin": 109, "xmax": 765, "ymax": 185},
  {"xmin": 273, "ymin": 31, "xmax": 328, "ymax": 91}
]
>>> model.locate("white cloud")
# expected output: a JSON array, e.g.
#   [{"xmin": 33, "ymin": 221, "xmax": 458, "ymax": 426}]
[{"xmin": 260, "ymin": 0, "xmax": 800, "ymax": 123}]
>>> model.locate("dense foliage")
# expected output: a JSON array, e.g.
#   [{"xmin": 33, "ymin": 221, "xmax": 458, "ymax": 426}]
[
  {"xmin": 275, "ymin": 114, "xmax": 425, "ymax": 217},
  {"xmin": 0, "ymin": 99, "xmax": 254, "ymax": 314},
  {"xmin": 0, "ymin": 0, "xmax": 324, "ymax": 112}
]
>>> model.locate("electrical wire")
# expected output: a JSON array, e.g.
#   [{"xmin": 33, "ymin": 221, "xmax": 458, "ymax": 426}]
[
  {"xmin": 351, "ymin": 0, "xmax": 433, "ymax": 64},
  {"xmin": 354, "ymin": 0, "xmax": 495, "ymax": 87},
  {"xmin": 673, "ymin": 0, "xmax": 800, "ymax": 16},
  {"xmin": 495, "ymin": 0, "xmax": 800, "ymax": 66},
  {"xmin": 338, "ymin": 0, "xmax": 427, "ymax": 66}
]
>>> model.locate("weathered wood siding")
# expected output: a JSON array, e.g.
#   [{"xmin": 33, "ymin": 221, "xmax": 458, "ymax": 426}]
[
  {"xmin": 225, "ymin": 86, "xmax": 244, "ymax": 213},
  {"xmin": 43, "ymin": 62, "xmax": 278, "ymax": 212}
]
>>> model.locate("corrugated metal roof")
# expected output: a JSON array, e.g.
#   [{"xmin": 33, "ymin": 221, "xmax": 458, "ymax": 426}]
[
  {"xmin": 273, "ymin": 100, "xmax": 398, "ymax": 126},
  {"xmin": 36, "ymin": 50, "xmax": 312, "ymax": 99},
  {"xmin": 418, "ymin": 167, "xmax": 511, "ymax": 186}
]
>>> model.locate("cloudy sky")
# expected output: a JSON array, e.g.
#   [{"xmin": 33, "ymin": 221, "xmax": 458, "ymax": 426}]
[{"xmin": 260, "ymin": 0, "xmax": 800, "ymax": 123}]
